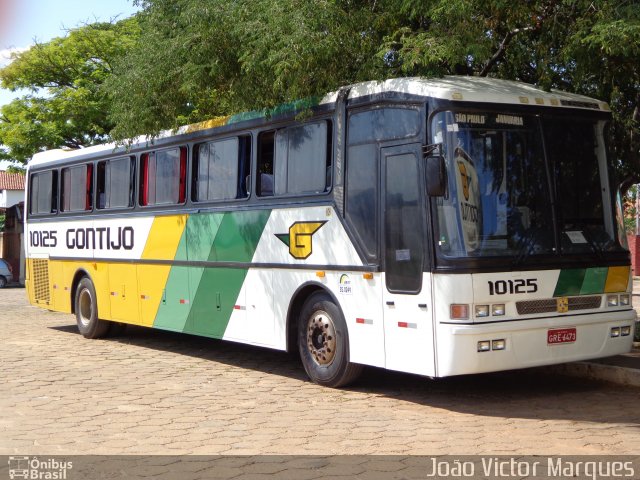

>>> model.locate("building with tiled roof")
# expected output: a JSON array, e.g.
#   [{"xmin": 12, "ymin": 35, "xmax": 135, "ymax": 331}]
[{"xmin": 0, "ymin": 171, "xmax": 25, "ymax": 209}]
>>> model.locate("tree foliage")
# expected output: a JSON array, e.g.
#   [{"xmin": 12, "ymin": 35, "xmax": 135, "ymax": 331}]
[
  {"xmin": 389, "ymin": 1, "xmax": 640, "ymax": 183},
  {"xmin": 0, "ymin": 18, "xmax": 139, "ymax": 164},
  {"xmin": 105, "ymin": 0, "xmax": 389, "ymax": 139},
  {"xmin": 0, "ymin": 0, "xmax": 638, "ymax": 183},
  {"xmin": 103, "ymin": 0, "xmax": 639, "ymax": 184}
]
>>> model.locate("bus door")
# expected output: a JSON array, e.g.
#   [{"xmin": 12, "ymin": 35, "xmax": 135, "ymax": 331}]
[{"xmin": 381, "ymin": 144, "xmax": 435, "ymax": 376}]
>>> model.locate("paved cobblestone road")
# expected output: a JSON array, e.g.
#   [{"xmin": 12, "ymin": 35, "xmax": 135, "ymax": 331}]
[{"xmin": 1, "ymin": 287, "xmax": 639, "ymax": 456}]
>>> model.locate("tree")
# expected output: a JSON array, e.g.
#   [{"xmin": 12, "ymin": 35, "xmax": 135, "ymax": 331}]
[
  {"xmin": 105, "ymin": 0, "xmax": 639, "ymax": 186},
  {"xmin": 105, "ymin": 0, "xmax": 388, "ymax": 140},
  {"xmin": 2, "ymin": 1, "xmax": 637, "ymax": 184},
  {"xmin": 0, "ymin": 18, "xmax": 140, "ymax": 165},
  {"xmin": 383, "ymin": 1, "xmax": 640, "ymax": 185}
]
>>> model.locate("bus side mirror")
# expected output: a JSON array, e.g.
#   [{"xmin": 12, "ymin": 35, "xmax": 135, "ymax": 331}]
[{"xmin": 426, "ymin": 155, "xmax": 447, "ymax": 196}]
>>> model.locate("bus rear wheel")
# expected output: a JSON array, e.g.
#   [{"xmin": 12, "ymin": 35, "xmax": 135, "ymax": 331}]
[
  {"xmin": 298, "ymin": 292, "xmax": 362, "ymax": 387},
  {"xmin": 75, "ymin": 277, "xmax": 109, "ymax": 339}
]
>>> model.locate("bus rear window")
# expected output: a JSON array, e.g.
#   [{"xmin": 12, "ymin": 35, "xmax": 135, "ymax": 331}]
[{"xmin": 140, "ymin": 147, "xmax": 187, "ymax": 206}]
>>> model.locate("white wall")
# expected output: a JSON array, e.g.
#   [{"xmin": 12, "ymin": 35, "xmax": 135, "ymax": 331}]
[{"xmin": 0, "ymin": 190, "xmax": 24, "ymax": 208}]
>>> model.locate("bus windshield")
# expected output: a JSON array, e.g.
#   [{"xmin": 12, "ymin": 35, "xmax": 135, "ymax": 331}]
[{"xmin": 431, "ymin": 110, "xmax": 626, "ymax": 261}]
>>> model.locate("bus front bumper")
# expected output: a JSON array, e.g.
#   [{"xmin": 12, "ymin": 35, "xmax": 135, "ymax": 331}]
[{"xmin": 435, "ymin": 309, "xmax": 636, "ymax": 377}]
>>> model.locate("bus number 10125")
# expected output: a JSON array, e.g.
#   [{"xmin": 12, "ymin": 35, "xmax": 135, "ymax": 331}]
[{"xmin": 488, "ymin": 279, "xmax": 538, "ymax": 296}]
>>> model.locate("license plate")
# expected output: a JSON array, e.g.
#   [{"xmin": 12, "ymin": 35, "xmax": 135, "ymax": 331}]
[{"xmin": 547, "ymin": 327, "xmax": 576, "ymax": 345}]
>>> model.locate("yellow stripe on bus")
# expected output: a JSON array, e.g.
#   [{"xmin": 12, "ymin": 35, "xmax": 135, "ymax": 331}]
[
  {"xmin": 135, "ymin": 215, "xmax": 189, "ymax": 326},
  {"xmin": 141, "ymin": 215, "xmax": 188, "ymax": 260},
  {"xmin": 603, "ymin": 265, "xmax": 630, "ymax": 293}
]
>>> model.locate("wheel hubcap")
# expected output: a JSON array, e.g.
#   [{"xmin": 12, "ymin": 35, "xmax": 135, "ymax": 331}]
[
  {"xmin": 78, "ymin": 289, "xmax": 93, "ymax": 327},
  {"xmin": 306, "ymin": 311, "xmax": 336, "ymax": 366}
]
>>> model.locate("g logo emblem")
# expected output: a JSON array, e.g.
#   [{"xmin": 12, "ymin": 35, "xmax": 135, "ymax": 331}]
[{"xmin": 276, "ymin": 221, "xmax": 327, "ymax": 259}]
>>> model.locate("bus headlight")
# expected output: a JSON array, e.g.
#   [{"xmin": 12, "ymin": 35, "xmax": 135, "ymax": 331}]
[
  {"xmin": 475, "ymin": 305, "xmax": 489, "ymax": 318},
  {"xmin": 619, "ymin": 294, "xmax": 630, "ymax": 306},
  {"xmin": 477, "ymin": 340, "xmax": 491, "ymax": 352},
  {"xmin": 492, "ymin": 339, "xmax": 506, "ymax": 350},
  {"xmin": 621, "ymin": 326, "xmax": 631, "ymax": 336},
  {"xmin": 491, "ymin": 304, "xmax": 505, "ymax": 316},
  {"xmin": 606, "ymin": 295, "xmax": 619, "ymax": 307}
]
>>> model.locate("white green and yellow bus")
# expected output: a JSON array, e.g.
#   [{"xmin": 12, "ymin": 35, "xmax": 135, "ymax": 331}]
[{"xmin": 25, "ymin": 76, "xmax": 636, "ymax": 387}]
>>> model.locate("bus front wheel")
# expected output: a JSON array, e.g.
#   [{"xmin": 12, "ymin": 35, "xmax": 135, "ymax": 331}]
[
  {"xmin": 75, "ymin": 277, "xmax": 109, "ymax": 339},
  {"xmin": 298, "ymin": 292, "xmax": 362, "ymax": 387}
]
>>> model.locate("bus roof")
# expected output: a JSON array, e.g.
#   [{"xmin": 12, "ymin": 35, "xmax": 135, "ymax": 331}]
[
  {"xmin": 334, "ymin": 76, "xmax": 609, "ymax": 111},
  {"xmin": 30, "ymin": 76, "xmax": 609, "ymax": 168}
]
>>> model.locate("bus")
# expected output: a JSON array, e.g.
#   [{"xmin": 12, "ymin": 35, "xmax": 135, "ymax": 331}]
[{"xmin": 24, "ymin": 76, "xmax": 636, "ymax": 387}]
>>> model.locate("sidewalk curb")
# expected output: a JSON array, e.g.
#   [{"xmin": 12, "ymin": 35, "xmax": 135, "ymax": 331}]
[{"xmin": 545, "ymin": 361, "xmax": 640, "ymax": 388}]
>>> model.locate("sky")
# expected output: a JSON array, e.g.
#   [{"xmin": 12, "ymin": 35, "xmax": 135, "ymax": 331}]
[
  {"xmin": 0, "ymin": 0, "xmax": 140, "ymax": 167},
  {"xmin": 0, "ymin": 0, "xmax": 140, "ymax": 106}
]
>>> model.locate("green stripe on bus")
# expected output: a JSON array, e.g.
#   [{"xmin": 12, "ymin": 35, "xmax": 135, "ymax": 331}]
[
  {"xmin": 153, "ymin": 210, "xmax": 271, "ymax": 336},
  {"xmin": 228, "ymin": 97, "xmax": 321, "ymax": 125},
  {"xmin": 580, "ymin": 267, "xmax": 608, "ymax": 295},
  {"xmin": 188, "ymin": 209, "xmax": 271, "ymax": 337},
  {"xmin": 553, "ymin": 268, "xmax": 586, "ymax": 297},
  {"xmin": 152, "ymin": 219, "xmax": 196, "ymax": 332},
  {"xmin": 553, "ymin": 267, "xmax": 619, "ymax": 297}
]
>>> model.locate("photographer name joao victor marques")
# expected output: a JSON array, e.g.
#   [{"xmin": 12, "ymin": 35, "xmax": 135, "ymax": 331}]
[{"xmin": 425, "ymin": 457, "xmax": 635, "ymax": 479}]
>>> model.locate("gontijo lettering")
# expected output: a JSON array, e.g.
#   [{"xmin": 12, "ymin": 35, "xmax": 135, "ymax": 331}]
[
  {"xmin": 29, "ymin": 227, "xmax": 134, "ymax": 250},
  {"xmin": 66, "ymin": 226, "xmax": 134, "ymax": 250}
]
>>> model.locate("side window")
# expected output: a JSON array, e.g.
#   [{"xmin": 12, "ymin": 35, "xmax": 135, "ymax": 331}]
[
  {"xmin": 61, "ymin": 164, "xmax": 92, "ymax": 212},
  {"xmin": 97, "ymin": 156, "xmax": 135, "ymax": 209},
  {"xmin": 348, "ymin": 107, "xmax": 421, "ymax": 145},
  {"xmin": 345, "ymin": 143, "xmax": 378, "ymax": 259},
  {"xmin": 257, "ymin": 120, "xmax": 332, "ymax": 197},
  {"xmin": 29, "ymin": 170, "xmax": 58, "ymax": 215},
  {"xmin": 140, "ymin": 146, "xmax": 187, "ymax": 206},
  {"xmin": 275, "ymin": 121, "xmax": 331, "ymax": 195},
  {"xmin": 193, "ymin": 135, "xmax": 250, "ymax": 202},
  {"xmin": 344, "ymin": 107, "xmax": 422, "ymax": 262},
  {"xmin": 257, "ymin": 131, "xmax": 275, "ymax": 196}
]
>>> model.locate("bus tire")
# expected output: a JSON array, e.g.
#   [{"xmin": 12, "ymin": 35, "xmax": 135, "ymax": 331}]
[
  {"xmin": 298, "ymin": 292, "xmax": 362, "ymax": 387},
  {"xmin": 0, "ymin": 276, "xmax": 6, "ymax": 288},
  {"xmin": 75, "ymin": 277, "xmax": 109, "ymax": 339}
]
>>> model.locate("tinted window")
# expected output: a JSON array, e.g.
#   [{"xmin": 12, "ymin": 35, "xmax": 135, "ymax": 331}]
[
  {"xmin": 274, "ymin": 122, "xmax": 329, "ymax": 195},
  {"xmin": 384, "ymin": 152, "xmax": 423, "ymax": 292},
  {"xmin": 348, "ymin": 108, "xmax": 421, "ymax": 145},
  {"xmin": 346, "ymin": 143, "xmax": 378, "ymax": 258},
  {"xmin": 97, "ymin": 157, "xmax": 134, "ymax": 209},
  {"xmin": 546, "ymin": 118, "xmax": 609, "ymax": 253},
  {"xmin": 140, "ymin": 147, "xmax": 187, "ymax": 206},
  {"xmin": 29, "ymin": 170, "xmax": 58, "ymax": 215},
  {"xmin": 61, "ymin": 165, "xmax": 92, "ymax": 212},
  {"xmin": 258, "ymin": 121, "xmax": 331, "ymax": 197},
  {"xmin": 257, "ymin": 131, "xmax": 275, "ymax": 197},
  {"xmin": 193, "ymin": 136, "xmax": 250, "ymax": 201}
]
